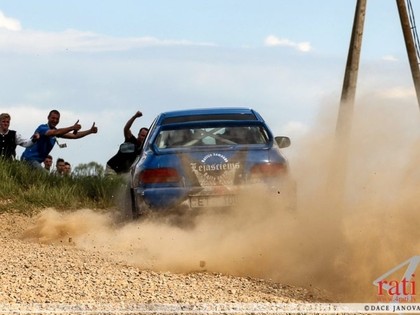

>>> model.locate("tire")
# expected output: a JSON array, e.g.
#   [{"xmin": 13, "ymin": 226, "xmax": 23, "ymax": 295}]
[
  {"xmin": 130, "ymin": 188, "xmax": 140, "ymax": 219},
  {"xmin": 119, "ymin": 184, "xmax": 135, "ymax": 221},
  {"xmin": 132, "ymin": 192, "xmax": 151, "ymax": 219}
]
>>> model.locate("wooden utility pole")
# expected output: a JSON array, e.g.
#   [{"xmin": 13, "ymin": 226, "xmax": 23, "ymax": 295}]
[
  {"xmin": 329, "ymin": 0, "xmax": 367, "ymax": 203},
  {"xmin": 336, "ymin": 0, "xmax": 367, "ymax": 139},
  {"xmin": 331, "ymin": 0, "xmax": 420, "ymax": 201},
  {"xmin": 396, "ymin": 0, "xmax": 420, "ymax": 108}
]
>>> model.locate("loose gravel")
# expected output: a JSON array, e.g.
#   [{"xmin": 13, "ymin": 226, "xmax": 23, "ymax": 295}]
[{"xmin": 0, "ymin": 213, "xmax": 333, "ymax": 308}]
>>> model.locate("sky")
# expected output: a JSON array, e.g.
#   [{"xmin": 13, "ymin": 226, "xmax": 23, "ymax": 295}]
[{"xmin": 0, "ymin": 0, "xmax": 419, "ymax": 168}]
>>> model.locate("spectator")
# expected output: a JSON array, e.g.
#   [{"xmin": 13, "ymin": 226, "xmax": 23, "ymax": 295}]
[
  {"xmin": 105, "ymin": 111, "xmax": 148, "ymax": 175},
  {"xmin": 21, "ymin": 110, "xmax": 98, "ymax": 170},
  {"xmin": 53, "ymin": 158, "xmax": 66, "ymax": 176},
  {"xmin": 43, "ymin": 155, "xmax": 53, "ymax": 173},
  {"xmin": 64, "ymin": 161, "xmax": 71, "ymax": 176},
  {"xmin": 0, "ymin": 113, "xmax": 38, "ymax": 160}
]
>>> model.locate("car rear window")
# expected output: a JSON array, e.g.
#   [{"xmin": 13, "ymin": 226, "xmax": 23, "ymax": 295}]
[
  {"xmin": 154, "ymin": 126, "xmax": 269, "ymax": 149},
  {"xmin": 161, "ymin": 113, "xmax": 257, "ymax": 125}
]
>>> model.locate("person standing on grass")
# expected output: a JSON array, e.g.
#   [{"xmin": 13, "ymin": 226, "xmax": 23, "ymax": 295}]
[
  {"xmin": 53, "ymin": 158, "xmax": 66, "ymax": 176},
  {"xmin": 43, "ymin": 155, "xmax": 53, "ymax": 173},
  {"xmin": 21, "ymin": 109, "xmax": 98, "ymax": 170},
  {"xmin": 105, "ymin": 110, "xmax": 148, "ymax": 175},
  {"xmin": 64, "ymin": 161, "xmax": 72, "ymax": 176},
  {"xmin": 0, "ymin": 113, "xmax": 39, "ymax": 161}
]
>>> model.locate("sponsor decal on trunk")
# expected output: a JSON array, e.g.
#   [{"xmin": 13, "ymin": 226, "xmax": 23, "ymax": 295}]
[{"xmin": 190, "ymin": 153, "xmax": 240, "ymax": 186}]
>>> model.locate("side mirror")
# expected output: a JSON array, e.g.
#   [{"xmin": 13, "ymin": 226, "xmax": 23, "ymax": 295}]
[
  {"xmin": 275, "ymin": 136, "xmax": 291, "ymax": 148},
  {"xmin": 119, "ymin": 142, "xmax": 136, "ymax": 153}
]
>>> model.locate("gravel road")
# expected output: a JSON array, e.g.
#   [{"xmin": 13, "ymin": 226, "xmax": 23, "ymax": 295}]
[{"xmin": 0, "ymin": 211, "xmax": 333, "ymax": 312}]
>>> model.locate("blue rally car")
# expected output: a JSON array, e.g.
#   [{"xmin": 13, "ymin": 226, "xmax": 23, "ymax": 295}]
[{"xmin": 127, "ymin": 107, "xmax": 295, "ymax": 218}]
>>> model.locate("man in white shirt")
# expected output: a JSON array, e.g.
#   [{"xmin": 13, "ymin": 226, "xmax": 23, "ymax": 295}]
[{"xmin": 0, "ymin": 113, "xmax": 38, "ymax": 160}]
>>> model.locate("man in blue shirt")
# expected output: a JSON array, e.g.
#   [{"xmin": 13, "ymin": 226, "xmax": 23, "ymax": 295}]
[{"xmin": 22, "ymin": 109, "xmax": 98, "ymax": 169}]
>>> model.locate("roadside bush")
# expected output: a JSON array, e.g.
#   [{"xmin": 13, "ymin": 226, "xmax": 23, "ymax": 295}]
[{"xmin": 0, "ymin": 160, "xmax": 125, "ymax": 215}]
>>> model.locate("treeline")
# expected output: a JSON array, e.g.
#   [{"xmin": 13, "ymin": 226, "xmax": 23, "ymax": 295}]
[
  {"xmin": 0, "ymin": 160, "xmax": 126, "ymax": 214},
  {"xmin": 73, "ymin": 161, "xmax": 105, "ymax": 177}
]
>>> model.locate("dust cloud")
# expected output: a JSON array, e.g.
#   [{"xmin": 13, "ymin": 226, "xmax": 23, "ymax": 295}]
[{"xmin": 23, "ymin": 96, "xmax": 420, "ymax": 302}]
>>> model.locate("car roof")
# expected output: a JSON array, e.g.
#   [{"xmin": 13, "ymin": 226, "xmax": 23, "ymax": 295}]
[{"xmin": 157, "ymin": 107, "xmax": 265, "ymax": 125}]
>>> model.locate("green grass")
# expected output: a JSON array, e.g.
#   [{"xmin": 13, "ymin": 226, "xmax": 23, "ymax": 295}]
[{"xmin": 0, "ymin": 160, "xmax": 126, "ymax": 215}]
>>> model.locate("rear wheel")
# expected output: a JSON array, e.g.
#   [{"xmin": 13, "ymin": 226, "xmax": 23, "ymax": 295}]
[
  {"xmin": 120, "ymin": 184, "xmax": 135, "ymax": 220},
  {"xmin": 132, "ymin": 193, "xmax": 151, "ymax": 219},
  {"xmin": 131, "ymin": 188, "xmax": 143, "ymax": 219}
]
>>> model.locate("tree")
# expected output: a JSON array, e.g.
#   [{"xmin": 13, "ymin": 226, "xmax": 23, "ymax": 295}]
[{"xmin": 73, "ymin": 161, "xmax": 104, "ymax": 177}]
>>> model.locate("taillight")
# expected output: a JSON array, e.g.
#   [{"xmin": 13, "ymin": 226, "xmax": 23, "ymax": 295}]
[
  {"xmin": 250, "ymin": 163, "xmax": 287, "ymax": 179},
  {"xmin": 139, "ymin": 168, "xmax": 180, "ymax": 184}
]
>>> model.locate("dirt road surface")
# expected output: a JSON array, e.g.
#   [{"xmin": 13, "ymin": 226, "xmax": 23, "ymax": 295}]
[{"xmin": 0, "ymin": 212, "xmax": 332, "ymax": 308}]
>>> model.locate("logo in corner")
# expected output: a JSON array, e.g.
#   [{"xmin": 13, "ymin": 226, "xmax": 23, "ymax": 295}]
[{"xmin": 373, "ymin": 256, "xmax": 419, "ymax": 303}]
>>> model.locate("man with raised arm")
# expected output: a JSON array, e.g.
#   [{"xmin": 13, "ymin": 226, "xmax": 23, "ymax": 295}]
[
  {"xmin": 106, "ymin": 111, "xmax": 148, "ymax": 175},
  {"xmin": 21, "ymin": 109, "xmax": 98, "ymax": 170}
]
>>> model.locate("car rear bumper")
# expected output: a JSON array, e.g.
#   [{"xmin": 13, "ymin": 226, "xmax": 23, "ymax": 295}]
[{"xmin": 134, "ymin": 179, "xmax": 296, "ymax": 213}]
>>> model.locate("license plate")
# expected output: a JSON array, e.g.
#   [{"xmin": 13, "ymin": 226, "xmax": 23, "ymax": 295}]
[{"xmin": 189, "ymin": 195, "xmax": 237, "ymax": 208}]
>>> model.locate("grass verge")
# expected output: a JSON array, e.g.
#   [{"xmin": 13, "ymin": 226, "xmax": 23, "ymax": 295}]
[{"xmin": 0, "ymin": 160, "xmax": 126, "ymax": 215}]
